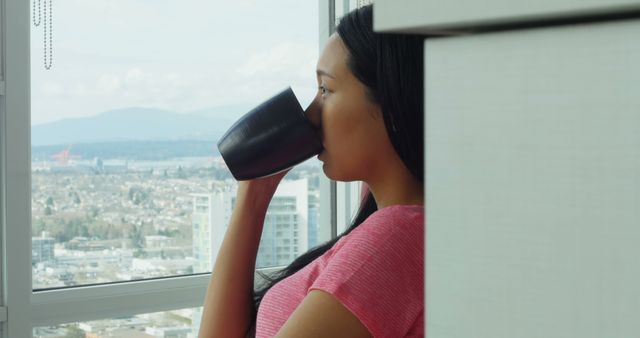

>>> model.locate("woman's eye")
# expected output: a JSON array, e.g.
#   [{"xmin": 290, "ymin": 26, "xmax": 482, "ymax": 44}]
[{"xmin": 318, "ymin": 86, "xmax": 328, "ymax": 95}]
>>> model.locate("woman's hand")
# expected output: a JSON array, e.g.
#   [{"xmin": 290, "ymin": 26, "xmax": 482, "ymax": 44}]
[{"xmin": 236, "ymin": 169, "xmax": 291, "ymax": 210}]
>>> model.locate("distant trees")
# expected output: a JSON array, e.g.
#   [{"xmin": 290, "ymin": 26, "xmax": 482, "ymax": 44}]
[
  {"xmin": 64, "ymin": 324, "xmax": 85, "ymax": 338},
  {"xmin": 158, "ymin": 228, "xmax": 179, "ymax": 237},
  {"xmin": 53, "ymin": 219, "xmax": 90, "ymax": 242},
  {"xmin": 88, "ymin": 206, "xmax": 99, "ymax": 218},
  {"xmin": 128, "ymin": 186, "xmax": 150, "ymax": 206},
  {"xmin": 44, "ymin": 196, "xmax": 56, "ymax": 216},
  {"xmin": 176, "ymin": 166, "xmax": 187, "ymax": 179},
  {"xmin": 129, "ymin": 223, "xmax": 145, "ymax": 249},
  {"xmin": 69, "ymin": 191, "xmax": 81, "ymax": 205},
  {"xmin": 93, "ymin": 223, "xmax": 122, "ymax": 240},
  {"xmin": 33, "ymin": 219, "xmax": 47, "ymax": 236},
  {"xmin": 41, "ymin": 215, "xmax": 104, "ymax": 243},
  {"xmin": 133, "ymin": 248, "xmax": 148, "ymax": 258}
]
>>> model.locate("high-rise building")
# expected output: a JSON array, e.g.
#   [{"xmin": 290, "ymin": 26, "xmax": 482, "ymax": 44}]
[
  {"xmin": 307, "ymin": 190, "xmax": 319, "ymax": 249},
  {"xmin": 256, "ymin": 178, "xmax": 309, "ymax": 268},
  {"xmin": 191, "ymin": 187, "xmax": 235, "ymax": 274}
]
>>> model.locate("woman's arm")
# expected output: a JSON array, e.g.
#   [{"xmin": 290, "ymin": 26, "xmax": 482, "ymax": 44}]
[
  {"xmin": 198, "ymin": 172, "xmax": 286, "ymax": 338},
  {"xmin": 274, "ymin": 290, "xmax": 372, "ymax": 338}
]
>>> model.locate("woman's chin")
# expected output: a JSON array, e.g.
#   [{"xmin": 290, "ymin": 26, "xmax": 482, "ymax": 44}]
[
  {"xmin": 320, "ymin": 162, "xmax": 334, "ymax": 180},
  {"xmin": 317, "ymin": 155, "xmax": 346, "ymax": 181},
  {"xmin": 322, "ymin": 165, "xmax": 347, "ymax": 182}
]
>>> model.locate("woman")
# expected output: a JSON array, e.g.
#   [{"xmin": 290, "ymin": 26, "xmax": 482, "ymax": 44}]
[{"xmin": 199, "ymin": 5, "xmax": 424, "ymax": 337}]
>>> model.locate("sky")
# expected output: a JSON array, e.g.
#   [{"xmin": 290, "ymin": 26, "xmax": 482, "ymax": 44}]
[{"xmin": 30, "ymin": 0, "xmax": 320, "ymax": 125}]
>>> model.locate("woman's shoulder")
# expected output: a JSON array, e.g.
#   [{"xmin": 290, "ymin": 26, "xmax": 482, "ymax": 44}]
[
  {"xmin": 338, "ymin": 204, "xmax": 424, "ymax": 254},
  {"xmin": 358, "ymin": 204, "xmax": 423, "ymax": 236},
  {"xmin": 370, "ymin": 204, "xmax": 424, "ymax": 223}
]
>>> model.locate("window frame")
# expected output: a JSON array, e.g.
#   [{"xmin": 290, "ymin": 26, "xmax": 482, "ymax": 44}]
[
  {"xmin": 1, "ymin": 0, "xmax": 342, "ymax": 336},
  {"xmin": 3, "ymin": 0, "xmax": 32, "ymax": 336},
  {"xmin": 0, "ymin": 0, "xmax": 6, "ymax": 328}
]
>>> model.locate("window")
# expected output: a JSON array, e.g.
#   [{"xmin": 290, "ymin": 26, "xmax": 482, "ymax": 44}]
[
  {"xmin": 3, "ymin": 1, "xmax": 339, "ymax": 337},
  {"xmin": 30, "ymin": 0, "xmax": 320, "ymax": 287}
]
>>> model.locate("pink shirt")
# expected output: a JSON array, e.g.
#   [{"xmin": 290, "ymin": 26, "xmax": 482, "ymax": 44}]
[{"xmin": 256, "ymin": 205, "xmax": 424, "ymax": 337}]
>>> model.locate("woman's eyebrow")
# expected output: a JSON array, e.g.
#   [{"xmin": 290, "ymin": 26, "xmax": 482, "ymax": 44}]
[{"xmin": 316, "ymin": 69, "xmax": 336, "ymax": 79}]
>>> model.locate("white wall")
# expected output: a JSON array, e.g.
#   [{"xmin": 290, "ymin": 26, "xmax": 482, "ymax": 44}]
[{"xmin": 424, "ymin": 18, "xmax": 640, "ymax": 338}]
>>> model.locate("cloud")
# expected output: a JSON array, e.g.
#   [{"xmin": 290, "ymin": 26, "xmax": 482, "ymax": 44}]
[
  {"xmin": 238, "ymin": 43, "xmax": 317, "ymax": 77},
  {"xmin": 42, "ymin": 82, "xmax": 64, "ymax": 96},
  {"xmin": 238, "ymin": 43, "xmax": 293, "ymax": 77},
  {"xmin": 125, "ymin": 68, "xmax": 144, "ymax": 84},
  {"xmin": 71, "ymin": 83, "xmax": 88, "ymax": 96},
  {"xmin": 235, "ymin": 42, "xmax": 318, "ymax": 105},
  {"xmin": 97, "ymin": 74, "xmax": 122, "ymax": 94}
]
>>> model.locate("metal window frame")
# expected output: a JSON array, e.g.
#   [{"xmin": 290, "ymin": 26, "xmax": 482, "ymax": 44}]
[
  {"xmin": 0, "ymin": 0, "xmax": 5, "ymax": 333},
  {"xmin": 3, "ymin": 0, "xmax": 32, "ymax": 336},
  {"xmin": 2, "ymin": 0, "xmax": 339, "ymax": 336}
]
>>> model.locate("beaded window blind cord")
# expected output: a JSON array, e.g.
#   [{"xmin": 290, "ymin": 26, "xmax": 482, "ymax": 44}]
[{"xmin": 32, "ymin": 0, "xmax": 53, "ymax": 70}]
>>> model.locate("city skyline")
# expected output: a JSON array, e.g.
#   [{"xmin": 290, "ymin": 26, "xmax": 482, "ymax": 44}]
[{"xmin": 31, "ymin": 157, "xmax": 323, "ymax": 290}]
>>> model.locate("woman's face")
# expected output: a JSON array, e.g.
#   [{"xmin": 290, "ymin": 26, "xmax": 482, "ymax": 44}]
[{"xmin": 309, "ymin": 34, "xmax": 396, "ymax": 182}]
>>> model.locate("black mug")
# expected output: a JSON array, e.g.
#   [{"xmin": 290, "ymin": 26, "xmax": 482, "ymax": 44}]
[{"xmin": 217, "ymin": 87, "xmax": 323, "ymax": 180}]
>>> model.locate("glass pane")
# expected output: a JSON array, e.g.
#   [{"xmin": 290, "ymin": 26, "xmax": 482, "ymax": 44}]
[
  {"xmin": 31, "ymin": 1, "xmax": 320, "ymax": 288},
  {"xmin": 33, "ymin": 307, "xmax": 201, "ymax": 338}
]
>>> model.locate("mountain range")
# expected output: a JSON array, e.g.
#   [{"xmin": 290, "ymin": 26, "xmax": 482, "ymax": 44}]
[{"xmin": 32, "ymin": 105, "xmax": 252, "ymax": 146}]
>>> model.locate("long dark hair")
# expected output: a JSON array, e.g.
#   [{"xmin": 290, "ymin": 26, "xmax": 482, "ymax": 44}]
[{"xmin": 248, "ymin": 4, "xmax": 424, "ymax": 334}]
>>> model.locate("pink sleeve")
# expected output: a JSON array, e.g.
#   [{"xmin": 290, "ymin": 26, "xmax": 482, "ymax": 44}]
[{"xmin": 309, "ymin": 207, "xmax": 424, "ymax": 337}]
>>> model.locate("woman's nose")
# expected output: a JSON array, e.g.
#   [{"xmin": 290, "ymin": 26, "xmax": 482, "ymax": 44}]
[{"xmin": 304, "ymin": 97, "xmax": 322, "ymax": 129}]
